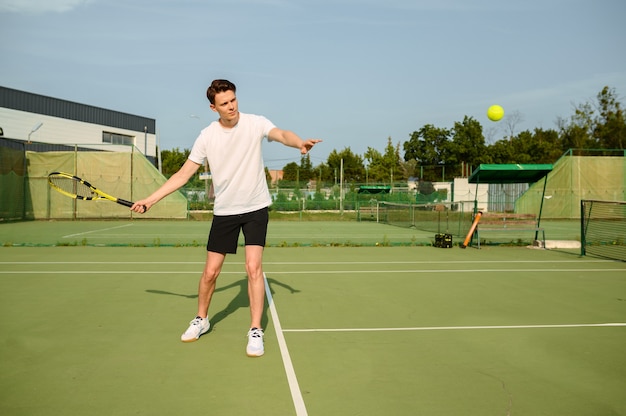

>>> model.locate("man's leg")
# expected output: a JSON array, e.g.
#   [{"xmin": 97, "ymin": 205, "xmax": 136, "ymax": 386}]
[
  {"xmin": 181, "ymin": 251, "xmax": 226, "ymax": 342},
  {"xmin": 245, "ymin": 244, "xmax": 266, "ymax": 357},
  {"xmin": 197, "ymin": 251, "xmax": 226, "ymax": 318},
  {"xmin": 245, "ymin": 245, "xmax": 265, "ymax": 329}
]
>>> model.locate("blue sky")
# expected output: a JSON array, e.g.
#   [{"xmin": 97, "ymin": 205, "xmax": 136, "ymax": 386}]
[{"xmin": 1, "ymin": 0, "xmax": 625, "ymax": 170}]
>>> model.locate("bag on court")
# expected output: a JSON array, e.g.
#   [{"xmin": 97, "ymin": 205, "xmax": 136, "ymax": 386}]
[{"xmin": 434, "ymin": 233, "xmax": 453, "ymax": 248}]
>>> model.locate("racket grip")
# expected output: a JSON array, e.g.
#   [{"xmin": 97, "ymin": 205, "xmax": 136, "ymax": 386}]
[{"xmin": 117, "ymin": 199, "xmax": 134, "ymax": 207}]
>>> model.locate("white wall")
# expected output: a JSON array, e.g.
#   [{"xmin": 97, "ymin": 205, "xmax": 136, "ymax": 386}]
[
  {"xmin": 453, "ymin": 177, "xmax": 489, "ymax": 212},
  {"xmin": 0, "ymin": 107, "xmax": 156, "ymax": 157}
]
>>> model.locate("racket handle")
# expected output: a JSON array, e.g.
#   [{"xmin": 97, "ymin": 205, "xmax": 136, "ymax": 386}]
[{"xmin": 117, "ymin": 199, "xmax": 134, "ymax": 207}]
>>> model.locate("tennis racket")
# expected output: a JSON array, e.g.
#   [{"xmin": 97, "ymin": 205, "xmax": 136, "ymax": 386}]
[{"xmin": 48, "ymin": 172, "xmax": 145, "ymax": 211}]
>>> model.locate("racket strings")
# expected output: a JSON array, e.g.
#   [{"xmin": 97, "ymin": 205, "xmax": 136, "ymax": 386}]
[{"xmin": 50, "ymin": 176, "xmax": 96, "ymax": 198}]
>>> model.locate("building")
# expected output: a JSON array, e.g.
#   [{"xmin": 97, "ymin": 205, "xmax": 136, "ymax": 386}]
[
  {"xmin": 268, "ymin": 169, "xmax": 284, "ymax": 184},
  {"xmin": 0, "ymin": 86, "xmax": 157, "ymax": 164}
]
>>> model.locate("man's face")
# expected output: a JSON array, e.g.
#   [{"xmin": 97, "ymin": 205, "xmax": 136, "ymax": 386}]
[{"xmin": 210, "ymin": 90, "xmax": 238, "ymax": 123}]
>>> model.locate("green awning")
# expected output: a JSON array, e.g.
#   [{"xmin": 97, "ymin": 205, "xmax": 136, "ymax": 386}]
[
  {"xmin": 468, "ymin": 164, "xmax": 553, "ymax": 184},
  {"xmin": 357, "ymin": 185, "xmax": 391, "ymax": 194}
]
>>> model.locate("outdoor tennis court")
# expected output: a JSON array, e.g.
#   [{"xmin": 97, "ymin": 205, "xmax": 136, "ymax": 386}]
[{"xmin": 1, "ymin": 220, "xmax": 625, "ymax": 415}]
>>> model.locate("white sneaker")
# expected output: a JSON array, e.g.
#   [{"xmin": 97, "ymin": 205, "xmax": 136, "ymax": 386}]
[
  {"xmin": 246, "ymin": 328, "xmax": 264, "ymax": 357},
  {"xmin": 181, "ymin": 316, "xmax": 210, "ymax": 342}
]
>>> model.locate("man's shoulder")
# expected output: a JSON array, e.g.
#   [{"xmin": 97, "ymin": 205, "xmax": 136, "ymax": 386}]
[
  {"xmin": 239, "ymin": 113, "xmax": 275, "ymax": 130},
  {"xmin": 239, "ymin": 112, "xmax": 268, "ymax": 122}
]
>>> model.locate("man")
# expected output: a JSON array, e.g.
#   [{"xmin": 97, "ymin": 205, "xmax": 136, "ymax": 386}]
[{"xmin": 131, "ymin": 79, "xmax": 321, "ymax": 357}]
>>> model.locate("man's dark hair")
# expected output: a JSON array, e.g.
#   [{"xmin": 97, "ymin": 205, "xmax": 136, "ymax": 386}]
[{"xmin": 206, "ymin": 79, "xmax": 236, "ymax": 104}]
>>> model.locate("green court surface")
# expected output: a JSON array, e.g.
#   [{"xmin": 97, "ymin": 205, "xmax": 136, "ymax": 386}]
[
  {"xmin": 0, "ymin": 218, "xmax": 581, "ymax": 248},
  {"xmin": 1, "ymin": 221, "xmax": 625, "ymax": 415}
]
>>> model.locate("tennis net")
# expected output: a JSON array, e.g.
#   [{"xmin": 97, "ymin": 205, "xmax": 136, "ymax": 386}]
[
  {"xmin": 378, "ymin": 201, "xmax": 472, "ymax": 236},
  {"xmin": 581, "ymin": 199, "xmax": 626, "ymax": 262}
]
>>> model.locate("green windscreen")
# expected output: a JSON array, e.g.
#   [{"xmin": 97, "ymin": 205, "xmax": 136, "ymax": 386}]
[
  {"xmin": 1, "ymin": 147, "xmax": 187, "ymax": 220},
  {"xmin": 517, "ymin": 156, "xmax": 625, "ymax": 218}
]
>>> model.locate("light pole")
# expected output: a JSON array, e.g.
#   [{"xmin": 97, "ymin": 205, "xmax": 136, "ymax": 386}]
[{"xmin": 27, "ymin": 122, "xmax": 43, "ymax": 143}]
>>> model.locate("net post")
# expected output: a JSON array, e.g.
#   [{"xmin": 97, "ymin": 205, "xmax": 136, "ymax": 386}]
[
  {"xmin": 376, "ymin": 200, "xmax": 379, "ymax": 223},
  {"xmin": 580, "ymin": 199, "xmax": 586, "ymax": 257},
  {"xmin": 535, "ymin": 172, "xmax": 549, "ymax": 241}
]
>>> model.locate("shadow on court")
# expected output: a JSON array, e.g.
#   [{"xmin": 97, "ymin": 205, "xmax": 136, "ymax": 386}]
[{"xmin": 145, "ymin": 277, "xmax": 300, "ymax": 331}]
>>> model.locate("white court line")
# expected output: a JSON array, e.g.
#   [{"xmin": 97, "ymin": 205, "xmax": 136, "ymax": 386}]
[
  {"xmin": 259, "ymin": 260, "xmax": 617, "ymax": 265},
  {"xmin": 62, "ymin": 223, "xmax": 134, "ymax": 238},
  {"xmin": 0, "ymin": 271, "xmax": 243, "ymax": 274},
  {"xmin": 0, "ymin": 261, "xmax": 210, "ymax": 265},
  {"xmin": 64, "ymin": 235, "xmax": 206, "ymax": 239},
  {"xmin": 1, "ymin": 268, "xmax": 624, "ymax": 275},
  {"xmin": 283, "ymin": 323, "xmax": 626, "ymax": 333},
  {"xmin": 0, "ymin": 260, "xmax": 617, "ymax": 265},
  {"xmin": 259, "ymin": 268, "xmax": 626, "ymax": 274},
  {"xmin": 264, "ymin": 273, "xmax": 308, "ymax": 416}
]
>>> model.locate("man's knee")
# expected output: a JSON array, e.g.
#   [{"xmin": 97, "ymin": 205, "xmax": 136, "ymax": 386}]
[
  {"xmin": 245, "ymin": 260, "xmax": 263, "ymax": 279},
  {"xmin": 201, "ymin": 269, "xmax": 219, "ymax": 284}
]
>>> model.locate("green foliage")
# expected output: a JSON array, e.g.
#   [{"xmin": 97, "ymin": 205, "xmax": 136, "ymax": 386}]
[
  {"xmin": 282, "ymin": 162, "xmax": 299, "ymax": 181},
  {"xmin": 403, "ymin": 124, "xmax": 451, "ymax": 166},
  {"xmin": 594, "ymin": 86, "xmax": 626, "ymax": 149},
  {"xmin": 327, "ymin": 147, "xmax": 365, "ymax": 182},
  {"xmin": 364, "ymin": 137, "xmax": 403, "ymax": 183},
  {"xmin": 161, "ymin": 147, "xmax": 190, "ymax": 176},
  {"xmin": 279, "ymin": 156, "xmax": 315, "ymax": 184},
  {"xmin": 448, "ymin": 116, "xmax": 487, "ymax": 171}
]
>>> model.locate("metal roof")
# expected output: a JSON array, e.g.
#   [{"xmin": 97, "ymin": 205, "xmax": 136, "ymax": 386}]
[
  {"xmin": 0, "ymin": 86, "xmax": 155, "ymax": 134},
  {"xmin": 468, "ymin": 164, "xmax": 553, "ymax": 184}
]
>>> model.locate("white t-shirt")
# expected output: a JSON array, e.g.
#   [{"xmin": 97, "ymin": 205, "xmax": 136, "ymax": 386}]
[{"xmin": 188, "ymin": 113, "xmax": 275, "ymax": 215}]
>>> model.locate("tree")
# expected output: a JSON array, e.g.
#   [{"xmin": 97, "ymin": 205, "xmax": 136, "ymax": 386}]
[
  {"xmin": 509, "ymin": 131, "xmax": 536, "ymax": 164},
  {"xmin": 363, "ymin": 147, "xmax": 385, "ymax": 182},
  {"xmin": 402, "ymin": 124, "xmax": 451, "ymax": 182},
  {"xmin": 327, "ymin": 147, "xmax": 365, "ymax": 183},
  {"xmin": 556, "ymin": 87, "xmax": 626, "ymax": 151},
  {"xmin": 503, "ymin": 110, "xmax": 524, "ymax": 140},
  {"xmin": 161, "ymin": 147, "xmax": 190, "ymax": 176},
  {"xmin": 594, "ymin": 86, "xmax": 626, "ymax": 149},
  {"xmin": 281, "ymin": 155, "xmax": 314, "ymax": 184},
  {"xmin": 298, "ymin": 154, "xmax": 314, "ymax": 182},
  {"xmin": 398, "ymin": 159, "xmax": 418, "ymax": 180},
  {"xmin": 314, "ymin": 162, "xmax": 334, "ymax": 183},
  {"xmin": 364, "ymin": 137, "xmax": 402, "ymax": 183},
  {"xmin": 487, "ymin": 139, "xmax": 516, "ymax": 164},
  {"xmin": 403, "ymin": 124, "xmax": 451, "ymax": 165},
  {"xmin": 530, "ymin": 128, "xmax": 563, "ymax": 163},
  {"xmin": 557, "ymin": 106, "xmax": 596, "ymax": 152},
  {"xmin": 383, "ymin": 138, "xmax": 402, "ymax": 182},
  {"xmin": 282, "ymin": 162, "xmax": 299, "ymax": 181},
  {"xmin": 447, "ymin": 116, "xmax": 487, "ymax": 175},
  {"xmin": 487, "ymin": 127, "xmax": 562, "ymax": 164}
]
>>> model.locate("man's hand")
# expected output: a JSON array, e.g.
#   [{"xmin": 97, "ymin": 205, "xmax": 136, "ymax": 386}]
[
  {"xmin": 301, "ymin": 139, "xmax": 322, "ymax": 154},
  {"xmin": 130, "ymin": 201, "xmax": 150, "ymax": 214}
]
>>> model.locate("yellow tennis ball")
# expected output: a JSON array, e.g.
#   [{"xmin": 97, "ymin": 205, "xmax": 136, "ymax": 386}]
[{"xmin": 487, "ymin": 105, "xmax": 504, "ymax": 121}]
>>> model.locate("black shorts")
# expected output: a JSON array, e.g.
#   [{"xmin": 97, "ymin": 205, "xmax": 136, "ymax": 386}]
[{"xmin": 207, "ymin": 207, "xmax": 269, "ymax": 254}]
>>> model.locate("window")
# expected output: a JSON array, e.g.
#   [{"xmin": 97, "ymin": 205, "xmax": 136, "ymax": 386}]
[{"xmin": 102, "ymin": 131, "xmax": 134, "ymax": 146}]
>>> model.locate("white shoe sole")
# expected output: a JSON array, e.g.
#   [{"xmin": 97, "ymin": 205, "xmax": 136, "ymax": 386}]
[
  {"xmin": 181, "ymin": 325, "xmax": 210, "ymax": 342},
  {"xmin": 246, "ymin": 349, "xmax": 265, "ymax": 357}
]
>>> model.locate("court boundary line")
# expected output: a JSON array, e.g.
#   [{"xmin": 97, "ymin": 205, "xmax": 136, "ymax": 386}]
[
  {"xmin": 0, "ymin": 259, "xmax": 617, "ymax": 265},
  {"xmin": 264, "ymin": 273, "xmax": 308, "ymax": 416},
  {"xmin": 283, "ymin": 323, "xmax": 626, "ymax": 333},
  {"xmin": 3, "ymin": 268, "xmax": 624, "ymax": 275},
  {"xmin": 62, "ymin": 223, "xmax": 134, "ymax": 238}
]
